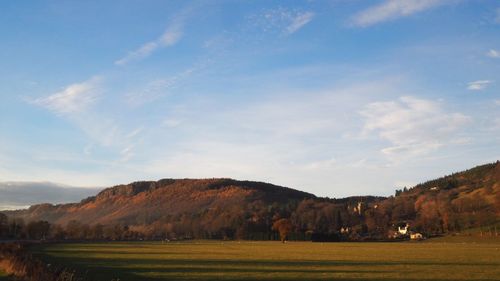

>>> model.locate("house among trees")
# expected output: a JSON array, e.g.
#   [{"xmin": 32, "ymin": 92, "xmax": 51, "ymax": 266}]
[
  {"xmin": 410, "ymin": 232, "xmax": 424, "ymax": 240},
  {"xmin": 398, "ymin": 223, "xmax": 409, "ymax": 235},
  {"xmin": 352, "ymin": 201, "xmax": 364, "ymax": 216},
  {"xmin": 388, "ymin": 222, "xmax": 412, "ymax": 239},
  {"xmin": 388, "ymin": 222, "xmax": 425, "ymax": 240},
  {"xmin": 340, "ymin": 227, "xmax": 350, "ymax": 234}
]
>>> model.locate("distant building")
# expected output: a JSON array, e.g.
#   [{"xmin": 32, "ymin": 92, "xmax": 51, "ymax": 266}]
[
  {"xmin": 353, "ymin": 202, "xmax": 364, "ymax": 215},
  {"xmin": 340, "ymin": 227, "xmax": 350, "ymax": 234},
  {"xmin": 398, "ymin": 223, "xmax": 409, "ymax": 235},
  {"xmin": 410, "ymin": 233, "xmax": 424, "ymax": 240}
]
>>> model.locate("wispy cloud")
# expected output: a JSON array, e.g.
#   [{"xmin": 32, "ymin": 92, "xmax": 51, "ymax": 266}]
[
  {"xmin": 467, "ymin": 80, "xmax": 491, "ymax": 91},
  {"xmin": 125, "ymin": 63, "xmax": 202, "ymax": 106},
  {"xmin": 351, "ymin": 0, "xmax": 449, "ymax": 27},
  {"xmin": 115, "ymin": 23, "xmax": 183, "ymax": 66},
  {"xmin": 32, "ymin": 77, "xmax": 102, "ymax": 115},
  {"xmin": 114, "ymin": 2, "xmax": 205, "ymax": 66},
  {"xmin": 286, "ymin": 11, "xmax": 315, "ymax": 34},
  {"xmin": 31, "ymin": 77, "xmax": 144, "ymax": 163},
  {"xmin": 250, "ymin": 8, "xmax": 315, "ymax": 35},
  {"xmin": 360, "ymin": 96, "xmax": 470, "ymax": 159},
  {"xmin": 487, "ymin": 49, "xmax": 500, "ymax": 58}
]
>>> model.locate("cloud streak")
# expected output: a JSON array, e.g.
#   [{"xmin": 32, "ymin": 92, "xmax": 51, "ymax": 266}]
[
  {"xmin": 487, "ymin": 49, "xmax": 500, "ymax": 58},
  {"xmin": 351, "ymin": 0, "xmax": 449, "ymax": 27},
  {"xmin": 286, "ymin": 11, "xmax": 315, "ymax": 34},
  {"xmin": 251, "ymin": 8, "xmax": 315, "ymax": 35},
  {"xmin": 115, "ymin": 24, "xmax": 183, "ymax": 66},
  {"xmin": 467, "ymin": 80, "xmax": 491, "ymax": 91},
  {"xmin": 125, "ymin": 62, "xmax": 204, "ymax": 106},
  {"xmin": 360, "ymin": 96, "xmax": 470, "ymax": 159},
  {"xmin": 32, "ymin": 77, "xmax": 102, "ymax": 115}
]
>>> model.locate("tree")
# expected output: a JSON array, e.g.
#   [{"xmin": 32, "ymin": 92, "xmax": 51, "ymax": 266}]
[
  {"xmin": 9, "ymin": 218, "xmax": 25, "ymax": 239},
  {"xmin": 91, "ymin": 224, "xmax": 104, "ymax": 240},
  {"xmin": 66, "ymin": 220, "xmax": 83, "ymax": 239},
  {"xmin": 26, "ymin": 220, "xmax": 51, "ymax": 240},
  {"xmin": 272, "ymin": 218, "xmax": 293, "ymax": 243},
  {"xmin": 0, "ymin": 213, "xmax": 8, "ymax": 238}
]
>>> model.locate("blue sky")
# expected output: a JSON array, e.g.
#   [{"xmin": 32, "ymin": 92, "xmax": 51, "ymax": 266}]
[{"xmin": 0, "ymin": 0, "xmax": 499, "ymax": 198}]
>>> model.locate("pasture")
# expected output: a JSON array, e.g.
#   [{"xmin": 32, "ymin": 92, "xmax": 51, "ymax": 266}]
[
  {"xmin": 0, "ymin": 270, "xmax": 9, "ymax": 281},
  {"xmin": 31, "ymin": 239, "xmax": 500, "ymax": 281}
]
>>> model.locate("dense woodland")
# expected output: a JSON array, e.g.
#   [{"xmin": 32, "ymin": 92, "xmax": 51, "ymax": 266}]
[{"xmin": 1, "ymin": 162, "xmax": 499, "ymax": 242}]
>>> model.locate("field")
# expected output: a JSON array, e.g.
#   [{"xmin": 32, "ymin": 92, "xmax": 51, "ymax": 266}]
[
  {"xmin": 30, "ymin": 239, "xmax": 500, "ymax": 281},
  {"xmin": 0, "ymin": 270, "xmax": 9, "ymax": 281}
]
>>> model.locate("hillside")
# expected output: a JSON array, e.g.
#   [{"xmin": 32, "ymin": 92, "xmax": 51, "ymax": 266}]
[
  {"xmin": 6, "ymin": 178, "xmax": 320, "ymax": 239},
  {"xmin": 2, "ymin": 162, "xmax": 499, "ymax": 240},
  {"xmin": 386, "ymin": 161, "xmax": 500, "ymax": 234}
]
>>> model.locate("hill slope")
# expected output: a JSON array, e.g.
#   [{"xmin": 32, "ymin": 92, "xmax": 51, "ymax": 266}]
[
  {"xmin": 8, "ymin": 179, "xmax": 316, "ymax": 234},
  {"xmin": 3, "ymin": 162, "xmax": 499, "ymax": 240}
]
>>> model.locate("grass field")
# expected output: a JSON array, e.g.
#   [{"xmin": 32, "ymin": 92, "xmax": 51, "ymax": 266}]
[
  {"xmin": 0, "ymin": 270, "xmax": 9, "ymax": 281},
  {"xmin": 31, "ymin": 238, "xmax": 500, "ymax": 281}
]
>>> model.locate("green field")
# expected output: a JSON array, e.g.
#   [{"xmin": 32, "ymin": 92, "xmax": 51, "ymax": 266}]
[
  {"xmin": 0, "ymin": 271, "xmax": 9, "ymax": 281},
  {"xmin": 31, "ymin": 239, "xmax": 500, "ymax": 281}
]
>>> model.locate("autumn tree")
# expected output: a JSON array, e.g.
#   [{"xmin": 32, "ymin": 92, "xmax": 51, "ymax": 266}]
[
  {"xmin": 0, "ymin": 213, "xmax": 8, "ymax": 238},
  {"xmin": 272, "ymin": 218, "xmax": 293, "ymax": 243},
  {"xmin": 26, "ymin": 220, "xmax": 51, "ymax": 240}
]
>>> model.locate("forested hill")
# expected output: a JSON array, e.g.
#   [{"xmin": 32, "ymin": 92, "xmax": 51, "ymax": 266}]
[
  {"xmin": 386, "ymin": 161, "xmax": 500, "ymax": 234},
  {"xmin": 5, "ymin": 179, "xmax": 321, "ymax": 238},
  {"xmin": 2, "ymin": 162, "xmax": 499, "ymax": 240}
]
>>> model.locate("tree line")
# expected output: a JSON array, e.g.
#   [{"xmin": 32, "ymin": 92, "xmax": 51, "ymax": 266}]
[
  {"xmin": 2, "ymin": 163, "xmax": 498, "ymax": 242},
  {"xmin": 2, "ymin": 190, "xmax": 496, "ymax": 242}
]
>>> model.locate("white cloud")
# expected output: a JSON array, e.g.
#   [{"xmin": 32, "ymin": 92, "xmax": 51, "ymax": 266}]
[
  {"xmin": 467, "ymin": 80, "xmax": 491, "ymax": 91},
  {"xmin": 351, "ymin": 0, "xmax": 449, "ymax": 27},
  {"xmin": 360, "ymin": 96, "xmax": 470, "ymax": 158},
  {"xmin": 286, "ymin": 11, "xmax": 315, "ymax": 34},
  {"xmin": 32, "ymin": 77, "xmax": 101, "ymax": 114},
  {"xmin": 250, "ymin": 8, "xmax": 315, "ymax": 35},
  {"xmin": 495, "ymin": 99, "xmax": 500, "ymax": 106},
  {"xmin": 115, "ymin": 24, "xmax": 182, "ymax": 66},
  {"xmin": 487, "ymin": 49, "xmax": 500, "ymax": 58}
]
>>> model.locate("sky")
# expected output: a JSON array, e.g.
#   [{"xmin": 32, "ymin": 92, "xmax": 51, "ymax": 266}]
[{"xmin": 0, "ymin": 0, "xmax": 499, "ymax": 199}]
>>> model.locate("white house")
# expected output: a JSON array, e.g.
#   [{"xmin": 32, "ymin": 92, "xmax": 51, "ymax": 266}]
[
  {"xmin": 410, "ymin": 233, "xmax": 424, "ymax": 240},
  {"xmin": 398, "ymin": 223, "xmax": 409, "ymax": 235}
]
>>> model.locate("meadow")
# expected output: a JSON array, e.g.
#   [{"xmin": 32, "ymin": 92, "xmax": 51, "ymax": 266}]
[
  {"xmin": 0, "ymin": 270, "xmax": 9, "ymax": 281},
  {"xmin": 30, "ymin": 238, "xmax": 500, "ymax": 281}
]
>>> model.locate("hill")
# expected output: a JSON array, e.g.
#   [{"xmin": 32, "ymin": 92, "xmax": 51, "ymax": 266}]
[
  {"xmin": 387, "ymin": 161, "xmax": 500, "ymax": 234},
  {"xmin": 2, "ymin": 162, "xmax": 499, "ymax": 240},
  {"xmin": 5, "ymin": 179, "xmax": 321, "ymax": 239}
]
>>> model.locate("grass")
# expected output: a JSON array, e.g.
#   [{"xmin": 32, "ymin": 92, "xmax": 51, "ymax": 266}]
[
  {"xmin": 0, "ymin": 270, "xmax": 10, "ymax": 281},
  {"xmin": 30, "ymin": 238, "xmax": 500, "ymax": 281}
]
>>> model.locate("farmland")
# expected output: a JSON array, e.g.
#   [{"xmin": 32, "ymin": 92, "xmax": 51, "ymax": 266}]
[
  {"xmin": 0, "ymin": 270, "xmax": 9, "ymax": 281},
  {"xmin": 30, "ymin": 238, "xmax": 500, "ymax": 281}
]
